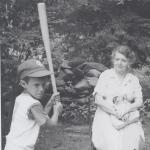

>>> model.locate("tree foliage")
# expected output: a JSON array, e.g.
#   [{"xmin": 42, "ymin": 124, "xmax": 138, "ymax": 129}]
[{"xmin": 1, "ymin": 0, "xmax": 150, "ymax": 130}]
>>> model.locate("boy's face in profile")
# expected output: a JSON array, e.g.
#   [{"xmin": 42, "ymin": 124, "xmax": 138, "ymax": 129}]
[{"xmin": 21, "ymin": 77, "xmax": 48, "ymax": 100}]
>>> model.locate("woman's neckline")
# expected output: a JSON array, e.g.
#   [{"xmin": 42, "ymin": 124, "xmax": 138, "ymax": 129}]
[{"xmin": 113, "ymin": 68, "xmax": 129, "ymax": 85}]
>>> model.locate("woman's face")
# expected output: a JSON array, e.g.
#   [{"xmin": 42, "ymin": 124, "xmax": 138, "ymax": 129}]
[{"xmin": 113, "ymin": 51, "xmax": 129, "ymax": 74}]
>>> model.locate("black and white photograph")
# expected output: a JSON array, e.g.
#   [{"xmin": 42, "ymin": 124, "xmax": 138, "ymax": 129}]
[{"xmin": 1, "ymin": 0, "xmax": 150, "ymax": 150}]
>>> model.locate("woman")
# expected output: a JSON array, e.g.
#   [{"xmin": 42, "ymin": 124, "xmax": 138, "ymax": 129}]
[{"xmin": 92, "ymin": 45, "xmax": 145, "ymax": 150}]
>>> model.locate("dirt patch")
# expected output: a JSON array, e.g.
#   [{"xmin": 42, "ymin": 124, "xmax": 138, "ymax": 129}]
[
  {"xmin": 35, "ymin": 124, "xmax": 91, "ymax": 150},
  {"xmin": 142, "ymin": 115, "xmax": 150, "ymax": 149}
]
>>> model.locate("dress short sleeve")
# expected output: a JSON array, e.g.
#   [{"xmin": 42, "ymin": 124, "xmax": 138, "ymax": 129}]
[
  {"xmin": 28, "ymin": 103, "xmax": 49, "ymax": 126},
  {"xmin": 93, "ymin": 70, "xmax": 109, "ymax": 96},
  {"xmin": 132, "ymin": 77, "xmax": 143, "ymax": 101}
]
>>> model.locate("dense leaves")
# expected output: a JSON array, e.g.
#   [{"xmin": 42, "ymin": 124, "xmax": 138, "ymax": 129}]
[{"xmin": 1, "ymin": 0, "xmax": 150, "ymax": 128}]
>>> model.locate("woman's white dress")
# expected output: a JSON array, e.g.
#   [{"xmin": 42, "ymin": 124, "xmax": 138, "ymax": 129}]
[{"xmin": 92, "ymin": 69, "xmax": 145, "ymax": 150}]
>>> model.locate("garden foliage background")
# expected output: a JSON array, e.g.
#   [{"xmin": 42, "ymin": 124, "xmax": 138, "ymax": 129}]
[{"xmin": 1, "ymin": 0, "xmax": 150, "ymax": 148}]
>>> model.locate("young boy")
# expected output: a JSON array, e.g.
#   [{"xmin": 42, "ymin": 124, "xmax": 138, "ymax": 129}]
[{"xmin": 4, "ymin": 59, "xmax": 63, "ymax": 150}]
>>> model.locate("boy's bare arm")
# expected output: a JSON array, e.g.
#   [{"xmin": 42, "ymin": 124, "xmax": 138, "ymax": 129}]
[
  {"xmin": 46, "ymin": 101, "xmax": 63, "ymax": 126},
  {"xmin": 44, "ymin": 93, "xmax": 60, "ymax": 114},
  {"xmin": 44, "ymin": 93, "xmax": 63, "ymax": 126},
  {"xmin": 30, "ymin": 104, "xmax": 49, "ymax": 126},
  {"xmin": 30, "ymin": 93, "xmax": 62, "ymax": 126},
  {"xmin": 30, "ymin": 101, "xmax": 62, "ymax": 126}
]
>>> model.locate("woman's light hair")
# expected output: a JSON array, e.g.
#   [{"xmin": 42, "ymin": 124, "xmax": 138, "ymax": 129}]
[{"xmin": 111, "ymin": 45, "xmax": 136, "ymax": 65}]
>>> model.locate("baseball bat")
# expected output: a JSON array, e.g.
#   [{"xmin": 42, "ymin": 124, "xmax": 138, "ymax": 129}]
[{"xmin": 37, "ymin": 3, "xmax": 57, "ymax": 94}]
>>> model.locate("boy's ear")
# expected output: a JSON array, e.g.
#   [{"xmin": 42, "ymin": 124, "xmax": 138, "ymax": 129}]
[{"xmin": 19, "ymin": 80, "xmax": 27, "ymax": 88}]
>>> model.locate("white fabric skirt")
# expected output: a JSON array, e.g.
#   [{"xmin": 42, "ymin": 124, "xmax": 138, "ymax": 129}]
[{"xmin": 92, "ymin": 108, "xmax": 145, "ymax": 150}]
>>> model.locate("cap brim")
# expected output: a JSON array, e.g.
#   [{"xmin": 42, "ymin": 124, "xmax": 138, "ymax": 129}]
[{"xmin": 27, "ymin": 70, "xmax": 51, "ymax": 77}]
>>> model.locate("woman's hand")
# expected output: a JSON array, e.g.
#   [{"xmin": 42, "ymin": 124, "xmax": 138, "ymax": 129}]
[
  {"xmin": 110, "ymin": 106, "xmax": 117, "ymax": 116},
  {"xmin": 113, "ymin": 105, "xmax": 122, "ymax": 119},
  {"xmin": 113, "ymin": 123, "xmax": 126, "ymax": 130},
  {"xmin": 113, "ymin": 104, "xmax": 128, "ymax": 120},
  {"xmin": 113, "ymin": 117, "xmax": 140, "ymax": 130}
]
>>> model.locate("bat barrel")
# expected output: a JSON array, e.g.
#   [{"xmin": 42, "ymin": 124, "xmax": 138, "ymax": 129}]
[{"xmin": 38, "ymin": 3, "xmax": 57, "ymax": 94}]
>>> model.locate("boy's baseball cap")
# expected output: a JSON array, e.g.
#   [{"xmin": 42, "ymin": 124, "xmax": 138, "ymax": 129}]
[{"xmin": 18, "ymin": 59, "xmax": 51, "ymax": 79}]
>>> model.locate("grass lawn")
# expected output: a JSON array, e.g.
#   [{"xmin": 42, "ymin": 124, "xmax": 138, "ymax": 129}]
[{"xmin": 35, "ymin": 115, "xmax": 150, "ymax": 150}]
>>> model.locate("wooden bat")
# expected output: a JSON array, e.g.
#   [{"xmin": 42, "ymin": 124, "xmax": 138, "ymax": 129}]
[{"xmin": 37, "ymin": 3, "xmax": 57, "ymax": 94}]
